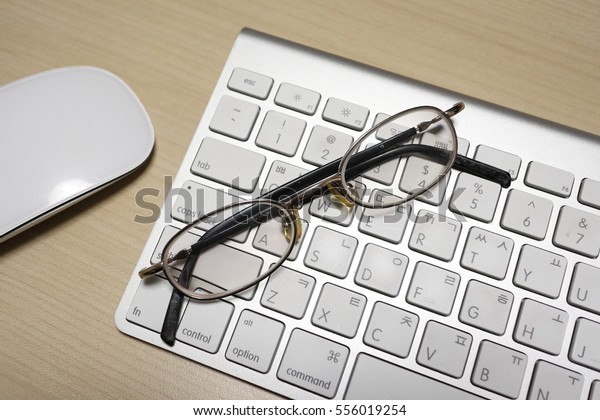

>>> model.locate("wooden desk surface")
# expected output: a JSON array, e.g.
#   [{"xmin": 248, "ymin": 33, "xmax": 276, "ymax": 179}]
[{"xmin": 1, "ymin": 0, "xmax": 599, "ymax": 399}]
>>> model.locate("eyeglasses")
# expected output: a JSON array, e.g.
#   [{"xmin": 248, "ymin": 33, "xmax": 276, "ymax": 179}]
[{"xmin": 139, "ymin": 103, "xmax": 512, "ymax": 344}]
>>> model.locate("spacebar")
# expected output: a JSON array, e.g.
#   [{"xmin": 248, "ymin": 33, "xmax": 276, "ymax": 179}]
[{"xmin": 344, "ymin": 354, "xmax": 483, "ymax": 400}]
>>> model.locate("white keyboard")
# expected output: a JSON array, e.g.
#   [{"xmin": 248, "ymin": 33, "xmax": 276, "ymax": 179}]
[{"xmin": 115, "ymin": 28, "xmax": 600, "ymax": 400}]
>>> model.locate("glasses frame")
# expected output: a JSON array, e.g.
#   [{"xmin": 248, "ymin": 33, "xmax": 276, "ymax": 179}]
[
  {"xmin": 138, "ymin": 102, "xmax": 513, "ymax": 345},
  {"xmin": 338, "ymin": 105, "xmax": 458, "ymax": 209},
  {"xmin": 160, "ymin": 198, "xmax": 297, "ymax": 301}
]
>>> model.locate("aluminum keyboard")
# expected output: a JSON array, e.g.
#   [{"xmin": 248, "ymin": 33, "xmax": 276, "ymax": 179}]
[{"xmin": 115, "ymin": 28, "xmax": 600, "ymax": 400}]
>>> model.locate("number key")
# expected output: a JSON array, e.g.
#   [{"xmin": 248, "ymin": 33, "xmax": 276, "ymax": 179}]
[
  {"xmin": 450, "ymin": 172, "xmax": 501, "ymax": 222},
  {"xmin": 302, "ymin": 125, "xmax": 353, "ymax": 166},
  {"xmin": 554, "ymin": 206, "xmax": 600, "ymax": 258},
  {"xmin": 500, "ymin": 189, "xmax": 553, "ymax": 240}
]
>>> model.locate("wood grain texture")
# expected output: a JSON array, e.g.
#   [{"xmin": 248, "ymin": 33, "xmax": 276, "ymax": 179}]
[{"xmin": 1, "ymin": 0, "xmax": 599, "ymax": 399}]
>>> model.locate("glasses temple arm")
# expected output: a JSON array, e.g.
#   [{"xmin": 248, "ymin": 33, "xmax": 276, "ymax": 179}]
[
  {"xmin": 160, "ymin": 251, "xmax": 200, "ymax": 345},
  {"xmin": 452, "ymin": 154, "xmax": 511, "ymax": 188}
]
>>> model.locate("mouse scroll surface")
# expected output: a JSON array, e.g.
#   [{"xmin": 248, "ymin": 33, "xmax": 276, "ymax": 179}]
[{"xmin": 0, "ymin": 66, "xmax": 155, "ymax": 242}]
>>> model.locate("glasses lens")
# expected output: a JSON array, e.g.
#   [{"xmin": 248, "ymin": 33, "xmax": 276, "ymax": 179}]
[
  {"xmin": 338, "ymin": 106, "xmax": 458, "ymax": 208},
  {"xmin": 161, "ymin": 199, "xmax": 296, "ymax": 300}
]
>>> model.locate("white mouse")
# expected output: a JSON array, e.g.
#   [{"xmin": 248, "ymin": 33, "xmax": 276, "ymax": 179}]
[{"xmin": 0, "ymin": 66, "xmax": 155, "ymax": 243}]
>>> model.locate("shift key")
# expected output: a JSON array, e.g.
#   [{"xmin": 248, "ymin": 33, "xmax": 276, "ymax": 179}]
[{"xmin": 191, "ymin": 137, "xmax": 266, "ymax": 192}]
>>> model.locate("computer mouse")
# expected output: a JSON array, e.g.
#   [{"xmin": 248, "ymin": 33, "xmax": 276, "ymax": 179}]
[{"xmin": 0, "ymin": 66, "xmax": 155, "ymax": 243}]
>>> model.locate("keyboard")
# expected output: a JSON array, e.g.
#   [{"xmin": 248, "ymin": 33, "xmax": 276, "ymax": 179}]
[{"xmin": 115, "ymin": 28, "xmax": 600, "ymax": 400}]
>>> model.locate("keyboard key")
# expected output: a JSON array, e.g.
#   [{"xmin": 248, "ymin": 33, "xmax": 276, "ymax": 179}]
[
  {"xmin": 408, "ymin": 210, "xmax": 462, "ymax": 261},
  {"xmin": 322, "ymin": 97, "xmax": 369, "ymax": 131},
  {"xmin": 553, "ymin": 205, "xmax": 600, "ymax": 258},
  {"xmin": 449, "ymin": 172, "xmax": 501, "ymax": 222},
  {"xmin": 416, "ymin": 321, "xmax": 472, "ymax": 378},
  {"xmin": 255, "ymin": 110, "xmax": 306, "ymax": 156},
  {"xmin": 225, "ymin": 310, "xmax": 284, "ymax": 373},
  {"xmin": 150, "ymin": 226, "xmax": 196, "ymax": 265},
  {"xmin": 252, "ymin": 217, "xmax": 308, "ymax": 260},
  {"xmin": 191, "ymin": 137, "xmax": 266, "ymax": 192},
  {"xmin": 260, "ymin": 266, "xmax": 315, "ymax": 319},
  {"xmin": 354, "ymin": 243, "xmax": 409, "ymax": 297},
  {"xmin": 568, "ymin": 262, "xmax": 600, "ymax": 315},
  {"xmin": 525, "ymin": 161, "xmax": 574, "ymax": 197},
  {"xmin": 189, "ymin": 241, "xmax": 263, "ymax": 301},
  {"xmin": 457, "ymin": 137, "xmax": 470, "ymax": 155},
  {"xmin": 363, "ymin": 302, "xmax": 418, "ymax": 358},
  {"xmin": 459, "ymin": 280, "xmax": 514, "ymax": 335},
  {"xmin": 513, "ymin": 299, "xmax": 568, "ymax": 355},
  {"xmin": 262, "ymin": 160, "xmax": 308, "ymax": 193},
  {"xmin": 359, "ymin": 144, "xmax": 399, "ymax": 185},
  {"xmin": 471, "ymin": 340, "xmax": 528, "ymax": 399},
  {"xmin": 176, "ymin": 299, "xmax": 234, "ymax": 353},
  {"xmin": 569, "ymin": 317, "xmax": 600, "ymax": 372},
  {"xmin": 150, "ymin": 227, "xmax": 257, "ymax": 300},
  {"xmin": 474, "ymin": 145, "xmax": 521, "ymax": 180},
  {"xmin": 304, "ymin": 226, "xmax": 358, "ymax": 278},
  {"xmin": 406, "ymin": 262, "xmax": 460, "ymax": 316},
  {"xmin": 345, "ymin": 353, "xmax": 482, "ymax": 399},
  {"xmin": 312, "ymin": 283, "xmax": 366, "ymax": 338},
  {"xmin": 358, "ymin": 190, "xmax": 411, "ymax": 244},
  {"xmin": 126, "ymin": 276, "xmax": 176, "ymax": 333},
  {"xmin": 578, "ymin": 178, "xmax": 600, "ymax": 210},
  {"xmin": 227, "ymin": 68, "xmax": 273, "ymax": 99},
  {"xmin": 527, "ymin": 361, "xmax": 583, "ymax": 400},
  {"xmin": 460, "ymin": 227, "xmax": 514, "ymax": 279},
  {"xmin": 513, "ymin": 245, "xmax": 567, "ymax": 298},
  {"xmin": 302, "ymin": 125, "xmax": 353, "ymax": 166},
  {"xmin": 274, "ymin": 82, "xmax": 321, "ymax": 115},
  {"xmin": 590, "ymin": 381, "xmax": 600, "ymax": 400},
  {"xmin": 373, "ymin": 112, "xmax": 406, "ymax": 141},
  {"xmin": 150, "ymin": 227, "xmax": 231, "ymax": 272},
  {"xmin": 399, "ymin": 130, "xmax": 454, "ymax": 205},
  {"xmin": 359, "ymin": 142, "xmax": 400, "ymax": 185},
  {"xmin": 500, "ymin": 189, "xmax": 553, "ymax": 240},
  {"xmin": 209, "ymin": 95, "xmax": 260, "ymax": 141},
  {"xmin": 171, "ymin": 180, "xmax": 235, "ymax": 224},
  {"xmin": 171, "ymin": 181, "xmax": 248, "ymax": 242},
  {"xmin": 277, "ymin": 329, "xmax": 349, "ymax": 398},
  {"xmin": 309, "ymin": 181, "xmax": 365, "ymax": 226},
  {"xmin": 358, "ymin": 115, "xmax": 404, "ymax": 183}
]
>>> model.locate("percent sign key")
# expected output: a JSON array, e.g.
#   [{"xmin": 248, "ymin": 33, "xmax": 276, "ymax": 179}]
[{"xmin": 450, "ymin": 173, "xmax": 502, "ymax": 222}]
